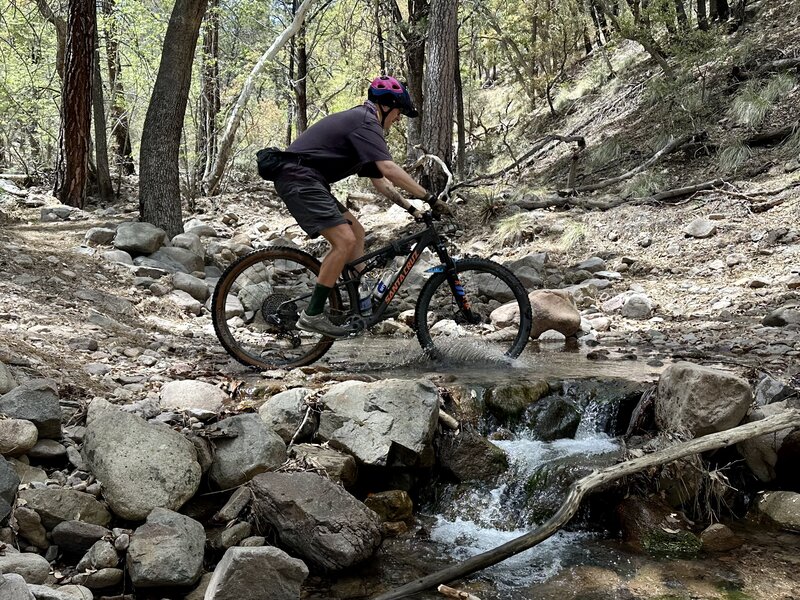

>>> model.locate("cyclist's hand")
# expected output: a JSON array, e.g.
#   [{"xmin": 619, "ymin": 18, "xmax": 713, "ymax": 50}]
[
  {"xmin": 407, "ymin": 206, "xmax": 424, "ymax": 222},
  {"xmin": 431, "ymin": 199, "xmax": 452, "ymax": 219}
]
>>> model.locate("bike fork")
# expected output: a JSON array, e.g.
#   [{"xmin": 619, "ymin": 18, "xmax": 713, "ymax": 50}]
[{"xmin": 441, "ymin": 257, "xmax": 480, "ymax": 325}]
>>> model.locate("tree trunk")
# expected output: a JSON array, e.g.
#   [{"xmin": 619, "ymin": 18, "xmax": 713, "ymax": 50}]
[
  {"xmin": 294, "ymin": 11, "xmax": 308, "ymax": 134},
  {"xmin": 35, "ymin": 0, "xmax": 67, "ymax": 79},
  {"xmin": 697, "ymin": 0, "xmax": 708, "ymax": 29},
  {"xmin": 675, "ymin": 0, "xmax": 689, "ymax": 29},
  {"xmin": 376, "ymin": 1, "xmax": 387, "ymax": 74},
  {"xmin": 54, "ymin": 0, "xmax": 95, "ymax": 208},
  {"xmin": 101, "ymin": 0, "xmax": 135, "ymax": 175},
  {"xmin": 715, "ymin": 0, "xmax": 730, "ymax": 20},
  {"xmin": 139, "ymin": 0, "xmax": 208, "ymax": 237},
  {"xmin": 421, "ymin": 0, "xmax": 458, "ymax": 192},
  {"xmin": 203, "ymin": 0, "xmax": 314, "ymax": 195},
  {"xmin": 198, "ymin": 0, "xmax": 220, "ymax": 183},
  {"xmin": 92, "ymin": 30, "xmax": 113, "ymax": 202},
  {"xmin": 454, "ymin": 41, "xmax": 466, "ymax": 179}
]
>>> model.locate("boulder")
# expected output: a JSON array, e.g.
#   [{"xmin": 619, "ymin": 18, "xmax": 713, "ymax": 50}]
[
  {"xmin": 655, "ymin": 362, "xmax": 752, "ymax": 436},
  {"xmin": 27, "ymin": 584, "xmax": 94, "ymax": 600},
  {"xmin": 0, "ymin": 379, "xmax": 62, "ymax": 438},
  {"xmin": 528, "ymin": 290, "xmax": 581, "ymax": 339},
  {"xmin": 70, "ymin": 568, "xmax": 123, "ymax": 589},
  {"xmin": 0, "ymin": 361, "xmax": 17, "ymax": 393},
  {"xmin": 700, "ymin": 523, "xmax": 743, "ymax": 552},
  {"xmin": 258, "ymin": 387, "xmax": 315, "ymax": 443},
  {"xmin": 0, "ymin": 573, "xmax": 35, "ymax": 600},
  {"xmin": 436, "ymin": 427, "xmax": 508, "ymax": 482},
  {"xmin": 250, "ymin": 472, "xmax": 381, "ymax": 570},
  {"xmin": 288, "ymin": 444, "xmax": 358, "ymax": 487},
  {"xmin": 737, "ymin": 401, "xmax": 797, "ymax": 482},
  {"xmin": 76, "ymin": 540, "xmax": 119, "ymax": 571},
  {"xmin": 159, "ymin": 379, "xmax": 227, "ymax": 414},
  {"xmin": 82, "ymin": 400, "xmax": 201, "ymax": 520},
  {"xmin": 0, "ymin": 456, "xmax": 21, "ymax": 520},
  {"xmin": 757, "ymin": 491, "xmax": 800, "ymax": 532},
  {"xmin": 316, "ymin": 379, "xmax": 439, "ymax": 467},
  {"xmin": 14, "ymin": 506, "xmax": 48, "ymax": 549},
  {"xmin": 204, "ymin": 546, "xmax": 308, "ymax": 600},
  {"xmin": 84, "ymin": 227, "xmax": 116, "ymax": 245},
  {"xmin": 616, "ymin": 495, "xmax": 700, "ymax": 558},
  {"xmin": 621, "ymin": 293, "xmax": 653, "ymax": 319},
  {"xmin": 683, "ymin": 218, "xmax": 717, "ymax": 238},
  {"xmin": 208, "ymin": 414, "xmax": 287, "ymax": 489},
  {"xmin": 126, "ymin": 508, "xmax": 205, "ymax": 588},
  {"xmin": 484, "ymin": 380, "xmax": 550, "ymax": 420},
  {"xmin": 169, "ymin": 290, "xmax": 203, "ymax": 315},
  {"xmin": 524, "ymin": 395, "xmax": 582, "ymax": 441},
  {"xmin": 762, "ymin": 305, "xmax": 800, "ymax": 327},
  {"xmin": 172, "ymin": 272, "xmax": 209, "ymax": 302},
  {"xmin": 0, "ymin": 551, "xmax": 51, "ymax": 584},
  {"xmin": 17, "ymin": 488, "xmax": 111, "ymax": 529},
  {"xmin": 113, "ymin": 222, "xmax": 167, "ymax": 254},
  {"xmin": 363, "ymin": 490, "xmax": 413, "ymax": 522},
  {"xmin": 51, "ymin": 521, "xmax": 110, "ymax": 556},
  {"xmin": 149, "ymin": 246, "xmax": 204, "ymax": 274},
  {"xmin": 171, "ymin": 232, "xmax": 203, "ymax": 256}
]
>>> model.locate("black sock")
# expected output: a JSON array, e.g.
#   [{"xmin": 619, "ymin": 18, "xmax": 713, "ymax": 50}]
[{"xmin": 307, "ymin": 284, "xmax": 332, "ymax": 316}]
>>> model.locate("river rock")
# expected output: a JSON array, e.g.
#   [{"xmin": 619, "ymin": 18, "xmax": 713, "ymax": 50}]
[
  {"xmin": 113, "ymin": 222, "xmax": 167, "ymax": 254},
  {"xmin": 754, "ymin": 373, "xmax": 795, "ymax": 406},
  {"xmin": 159, "ymin": 379, "xmax": 227, "ymax": 414},
  {"xmin": 207, "ymin": 521, "xmax": 252, "ymax": 550},
  {"xmin": 52, "ymin": 521, "xmax": 110, "ymax": 556},
  {"xmin": 700, "ymin": 523, "xmax": 743, "ymax": 552},
  {"xmin": 684, "ymin": 218, "xmax": 717, "ymax": 238},
  {"xmin": 82, "ymin": 399, "xmax": 201, "ymax": 520},
  {"xmin": 0, "ymin": 551, "xmax": 51, "ymax": 584},
  {"xmin": 0, "ymin": 361, "xmax": 17, "ymax": 393},
  {"xmin": 485, "ymin": 380, "xmax": 550, "ymax": 420},
  {"xmin": 524, "ymin": 395, "xmax": 582, "ymax": 441},
  {"xmin": 436, "ymin": 427, "xmax": 508, "ymax": 481},
  {"xmin": 288, "ymin": 444, "xmax": 358, "ymax": 486},
  {"xmin": 17, "ymin": 488, "xmax": 111, "ymax": 529},
  {"xmin": 149, "ymin": 246, "xmax": 204, "ymax": 274},
  {"xmin": 71, "ymin": 568, "xmax": 123, "ymax": 589},
  {"xmin": 0, "ymin": 419, "xmax": 38, "ymax": 456},
  {"xmin": 621, "ymin": 293, "xmax": 653, "ymax": 319},
  {"xmin": 316, "ymin": 379, "xmax": 439, "ymax": 467},
  {"xmin": 171, "ymin": 232, "xmax": 203, "ymax": 255},
  {"xmin": 213, "ymin": 487, "xmax": 252, "ymax": 523},
  {"xmin": 172, "ymin": 272, "xmax": 209, "ymax": 302},
  {"xmin": 258, "ymin": 387, "xmax": 316, "ymax": 443},
  {"xmin": 0, "ymin": 573, "xmax": 34, "ymax": 600},
  {"xmin": 363, "ymin": 490, "xmax": 413, "ymax": 522},
  {"xmin": 737, "ymin": 401, "xmax": 796, "ymax": 482},
  {"xmin": 528, "ymin": 289, "xmax": 581, "ymax": 338},
  {"xmin": 758, "ymin": 491, "xmax": 800, "ymax": 532},
  {"xmin": 84, "ymin": 227, "xmax": 116, "ymax": 246},
  {"xmin": 208, "ymin": 414, "xmax": 287, "ymax": 489},
  {"xmin": 616, "ymin": 495, "xmax": 700, "ymax": 558},
  {"xmin": 762, "ymin": 304, "xmax": 800, "ymax": 327},
  {"xmin": 250, "ymin": 472, "xmax": 381, "ymax": 570},
  {"xmin": 26, "ymin": 584, "xmax": 94, "ymax": 600},
  {"xmin": 14, "ymin": 506, "xmax": 48, "ymax": 549},
  {"xmin": 204, "ymin": 546, "xmax": 309, "ymax": 600},
  {"xmin": 1, "ymin": 457, "xmax": 21, "ymax": 514},
  {"xmin": 169, "ymin": 290, "xmax": 203, "ymax": 315},
  {"xmin": 27, "ymin": 439, "xmax": 67, "ymax": 460},
  {"xmin": 655, "ymin": 362, "xmax": 752, "ymax": 436},
  {"xmin": 0, "ymin": 379, "xmax": 62, "ymax": 438},
  {"xmin": 126, "ymin": 508, "xmax": 205, "ymax": 588},
  {"xmin": 77, "ymin": 540, "xmax": 119, "ymax": 571}
]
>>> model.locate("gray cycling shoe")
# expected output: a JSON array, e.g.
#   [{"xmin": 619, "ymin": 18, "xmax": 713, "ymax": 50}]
[{"xmin": 296, "ymin": 310, "xmax": 356, "ymax": 339}]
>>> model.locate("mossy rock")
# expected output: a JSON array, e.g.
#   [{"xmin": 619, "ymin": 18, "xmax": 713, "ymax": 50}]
[
  {"xmin": 642, "ymin": 529, "xmax": 702, "ymax": 559},
  {"xmin": 484, "ymin": 380, "xmax": 550, "ymax": 421}
]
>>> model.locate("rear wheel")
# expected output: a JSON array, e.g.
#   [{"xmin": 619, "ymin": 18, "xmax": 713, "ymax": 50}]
[
  {"xmin": 414, "ymin": 258, "xmax": 532, "ymax": 361},
  {"xmin": 211, "ymin": 247, "xmax": 345, "ymax": 370}
]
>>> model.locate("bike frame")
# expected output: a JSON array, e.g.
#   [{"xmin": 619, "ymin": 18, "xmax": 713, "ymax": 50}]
[{"xmin": 338, "ymin": 213, "xmax": 478, "ymax": 327}]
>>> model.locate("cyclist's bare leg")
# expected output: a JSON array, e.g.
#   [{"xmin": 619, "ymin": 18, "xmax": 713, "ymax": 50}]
[
  {"xmin": 317, "ymin": 223, "xmax": 356, "ymax": 287},
  {"xmin": 342, "ymin": 210, "xmax": 365, "ymax": 271}
]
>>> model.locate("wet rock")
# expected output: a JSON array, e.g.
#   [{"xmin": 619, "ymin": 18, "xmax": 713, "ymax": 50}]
[
  {"xmin": 159, "ymin": 379, "xmax": 227, "ymax": 414},
  {"xmin": 17, "ymin": 488, "xmax": 111, "ymax": 529},
  {"xmin": 0, "ymin": 573, "xmax": 34, "ymax": 600},
  {"xmin": 617, "ymin": 495, "xmax": 700, "ymax": 558},
  {"xmin": 363, "ymin": 490, "xmax": 413, "ymax": 522},
  {"xmin": 527, "ymin": 290, "xmax": 581, "ymax": 339},
  {"xmin": 288, "ymin": 444, "xmax": 358, "ymax": 487},
  {"xmin": 700, "ymin": 523, "xmax": 743, "ymax": 552},
  {"xmin": 126, "ymin": 508, "xmax": 205, "ymax": 588},
  {"xmin": 51, "ymin": 521, "xmax": 110, "ymax": 556},
  {"xmin": 762, "ymin": 304, "xmax": 800, "ymax": 327},
  {"xmin": 258, "ymin": 387, "xmax": 315, "ymax": 444},
  {"xmin": 71, "ymin": 568, "xmax": 124, "ymax": 589},
  {"xmin": 684, "ymin": 218, "xmax": 717, "ymax": 238},
  {"xmin": 524, "ymin": 395, "xmax": 582, "ymax": 441},
  {"xmin": 758, "ymin": 491, "xmax": 800, "ymax": 532},
  {"xmin": 0, "ymin": 379, "xmax": 62, "ymax": 438},
  {"xmin": 14, "ymin": 506, "xmax": 48, "ymax": 549},
  {"xmin": 172, "ymin": 272, "xmax": 209, "ymax": 302},
  {"xmin": 0, "ymin": 551, "xmax": 51, "ymax": 584},
  {"xmin": 0, "ymin": 419, "xmax": 38, "ymax": 456},
  {"xmin": 737, "ymin": 401, "xmax": 796, "ymax": 482},
  {"xmin": 77, "ymin": 540, "xmax": 119, "ymax": 571},
  {"xmin": 208, "ymin": 414, "xmax": 286, "ymax": 489},
  {"xmin": 250, "ymin": 472, "xmax": 381, "ymax": 570},
  {"xmin": 485, "ymin": 380, "xmax": 550, "ymax": 420},
  {"xmin": 113, "ymin": 222, "xmax": 167, "ymax": 255},
  {"xmin": 655, "ymin": 362, "xmax": 752, "ymax": 436},
  {"xmin": 0, "ymin": 361, "xmax": 17, "ymax": 393},
  {"xmin": 82, "ymin": 399, "xmax": 201, "ymax": 520},
  {"xmin": 317, "ymin": 379, "xmax": 438, "ymax": 468},
  {"xmin": 27, "ymin": 439, "xmax": 67, "ymax": 460},
  {"xmin": 436, "ymin": 427, "xmax": 508, "ymax": 481},
  {"xmin": 204, "ymin": 546, "xmax": 309, "ymax": 600}
]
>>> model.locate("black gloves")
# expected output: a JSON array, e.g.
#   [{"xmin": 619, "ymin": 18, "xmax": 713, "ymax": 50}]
[
  {"xmin": 423, "ymin": 192, "xmax": 452, "ymax": 218},
  {"xmin": 407, "ymin": 206, "xmax": 424, "ymax": 221}
]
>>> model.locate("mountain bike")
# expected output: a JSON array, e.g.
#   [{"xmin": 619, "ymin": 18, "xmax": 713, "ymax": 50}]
[{"xmin": 211, "ymin": 210, "xmax": 533, "ymax": 370}]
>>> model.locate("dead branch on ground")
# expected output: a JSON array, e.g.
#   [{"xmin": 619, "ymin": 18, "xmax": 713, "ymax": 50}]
[
  {"xmin": 744, "ymin": 121, "xmax": 799, "ymax": 147},
  {"xmin": 438, "ymin": 585, "xmax": 482, "ymax": 599},
  {"xmin": 371, "ymin": 409, "xmax": 800, "ymax": 600}
]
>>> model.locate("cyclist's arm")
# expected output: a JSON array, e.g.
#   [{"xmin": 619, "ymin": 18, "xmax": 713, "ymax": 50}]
[
  {"xmin": 374, "ymin": 160, "xmax": 427, "ymax": 199},
  {"xmin": 370, "ymin": 176, "xmax": 416, "ymax": 213}
]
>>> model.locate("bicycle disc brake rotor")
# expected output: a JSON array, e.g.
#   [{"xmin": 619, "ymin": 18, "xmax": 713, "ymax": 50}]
[{"xmin": 261, "ymin": 293, "xmax": 298, "ymax": 328}]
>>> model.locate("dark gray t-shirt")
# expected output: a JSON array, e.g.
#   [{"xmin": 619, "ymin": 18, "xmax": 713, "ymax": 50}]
[{"xmin": 285, "ymin": 103, "xmax": 392, "ymax": 183}]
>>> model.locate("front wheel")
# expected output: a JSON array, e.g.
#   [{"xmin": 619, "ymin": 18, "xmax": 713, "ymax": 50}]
[
  {"xmin": 414, "ymin": 258, "xmax": 532, "ymax": 361},
  {"xmin": 211, "ymin": 247, "xmax": 344, "ymax": 370}
]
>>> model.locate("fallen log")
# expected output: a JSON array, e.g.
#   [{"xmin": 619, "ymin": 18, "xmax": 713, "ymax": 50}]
[
  {"xmin": 372, "ymin": 409, "xmax": 800, "ymax": 600},
  {"xmin": 744, "ymin": 121, "xmax": 799, "ymax": 147},
  {"xmin": 0, "ymin": 178, "xmax": 28, "ymax": 197},
  {"xmin": 438, "ymin": 584, "xmax": 482, "ymax": 599},
  {"xmin": 638, "ymin": 178, "xmax": 726, "ymax": 204}
]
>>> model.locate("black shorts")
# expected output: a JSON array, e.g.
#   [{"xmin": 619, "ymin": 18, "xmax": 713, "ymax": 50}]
[{"xmin": 273, "ymin": 164, "xmax": 348, "ymax": 238}]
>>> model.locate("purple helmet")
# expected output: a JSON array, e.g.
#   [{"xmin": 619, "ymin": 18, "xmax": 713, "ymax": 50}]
[{"xmin": 368, "ymin": 76, "xmax": 418, "ymax": 117}]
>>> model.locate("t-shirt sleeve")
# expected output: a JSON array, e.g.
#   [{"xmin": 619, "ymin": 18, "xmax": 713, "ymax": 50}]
[{"xmin": 356, "ymin": 162, "xmax": 383, "ymax": 179}]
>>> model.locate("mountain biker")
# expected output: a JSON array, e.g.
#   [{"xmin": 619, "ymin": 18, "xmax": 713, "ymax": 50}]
[{"xmin": 271, "ymin": 75, "xmax": 449, "ymax": 338}]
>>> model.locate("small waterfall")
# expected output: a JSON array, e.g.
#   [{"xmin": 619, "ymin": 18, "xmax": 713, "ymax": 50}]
[{"xmin": 425, "ymin": 395, "xmax": 627, "ymax": 588}]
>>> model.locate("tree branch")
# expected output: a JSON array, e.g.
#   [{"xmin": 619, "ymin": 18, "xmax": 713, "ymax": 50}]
[{"xmin": 372, "ymin": 409, "xmax": 800, "ymax": 600}]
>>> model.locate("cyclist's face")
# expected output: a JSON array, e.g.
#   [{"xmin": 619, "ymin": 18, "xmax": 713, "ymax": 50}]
[{"xmin": 384, "ymin": 108, "xmax": 402, "ymax": 131}]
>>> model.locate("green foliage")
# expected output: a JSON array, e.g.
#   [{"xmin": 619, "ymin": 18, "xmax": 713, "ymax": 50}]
[
  {"xmin": 730, "ymin": 74, "xmax": 797, "ymax": 128},
  {"xmin": 588, "ymin": 138, "xmax": 624, "ymax": 169},
  {"xmin": 642, "ymin": 529, "xmax": 702, "ymax": 559},
  {"xmin": 557, "ymin": 221, "xmax": 586, "ymax": 252},
  {"xmin": 494, "ymin": 212, "xmax": 539, "ymax": 247},
  {"xmin": 477, "ymin": 190, "xmax": 505, "ymax": 224},
  {"xmin": 717, "ymin": 142, "xmax": 753, "ymax": 173},
  {"xmin": 624, "ymin": 171, "xmax": 666, "ymax": 198}
]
